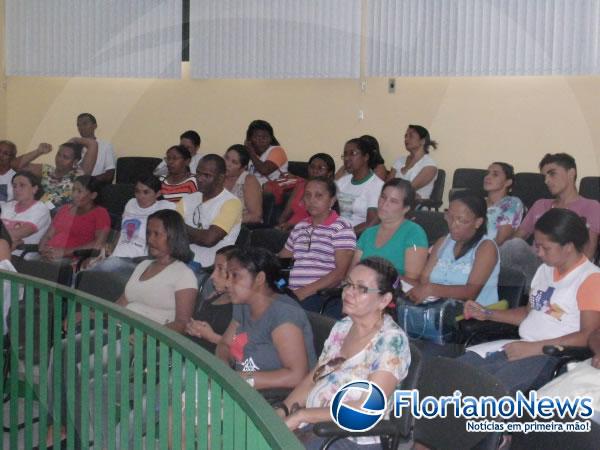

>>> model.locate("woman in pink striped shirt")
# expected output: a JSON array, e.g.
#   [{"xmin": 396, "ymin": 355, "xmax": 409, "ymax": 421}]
[{"xmin": 279, "ymin": 177, "xmax": 356, "ymax": 318}]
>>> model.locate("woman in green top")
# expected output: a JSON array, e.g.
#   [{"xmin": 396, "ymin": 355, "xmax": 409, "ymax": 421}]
[{"xmin": 352, "ymin": 178, "xmax": 428, "ymax": 284}]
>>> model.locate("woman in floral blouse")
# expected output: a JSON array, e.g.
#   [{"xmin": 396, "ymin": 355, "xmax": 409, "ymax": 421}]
[
  {"xmin": 483, "ymin": 162, "xmax": 524, "ymax": 246},
  {"xmin": 277, "ymin": 257, "xmax": 411, "ymax": 449}
]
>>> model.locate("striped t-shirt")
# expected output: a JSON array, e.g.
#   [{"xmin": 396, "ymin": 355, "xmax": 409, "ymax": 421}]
[
  {"xmin": 160, "ymin": 175, "xmax": 198, "ymax": 203},
  {"xmin": 285, "ymin": 211, "xmax": 356, "ymax": 290}
]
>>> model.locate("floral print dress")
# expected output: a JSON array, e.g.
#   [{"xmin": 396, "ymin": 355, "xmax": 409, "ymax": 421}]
[{"xmin": 304, "ymin": 314, "xmax": 410, "ymax": 445}]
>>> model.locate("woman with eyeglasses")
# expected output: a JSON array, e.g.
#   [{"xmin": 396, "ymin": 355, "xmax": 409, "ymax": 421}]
[
  {"xmin": 334, "ymin": 135, "xmax": 387, "ymax": 181},
  {"xmin": 352, "ymin": 178, "xmax": 428, "ymax": 283},
  {"xmin": 336, "ymin": 137, "xmax": 384, "ymax": 236},
  {"xmin": 159, "ymin": 144, "xmax": 198, "ymax": 203},
  {"xmin": 407, "ymin": 193, "xmax": 499, "ymax": 306},
  {"xmin": 278, "ymin": 177, "xmax": 356, "ymax": 317},
  {"xmin": 216, "ymin": 247, "xmax": 316, "ymax": 391},
  {"xmin": 276, "ymin": 257, "xmax": 410, "ymax": 449}
]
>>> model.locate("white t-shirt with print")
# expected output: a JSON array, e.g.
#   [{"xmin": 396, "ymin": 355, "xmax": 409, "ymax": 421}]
[
  {"xmin": 180, "ymin": 189, "xmax": 242, "ymax": 266},
  {"xmin": 392, "ymin": 154, "xmax": 437, "ymax": 199},
  {"xmin": 0, "ymin": 169, "xmax": 15, "ymax": 204},
  {"xmin": 112, "ymin": 199, "xmax": 176, "ymax": 258},
  {"xmin": 153, "ymin": 153, "xmax": 203, "ymax": 178},
  {"xmin": 1, "ymin": 200, "xmax": 51, "ymax": 246},
  {"xmin": 336, "ymin": 173, "xmax": 384, "ymax": 227}
]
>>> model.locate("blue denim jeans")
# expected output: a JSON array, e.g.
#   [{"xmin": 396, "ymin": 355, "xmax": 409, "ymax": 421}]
[{"xmin": 458, "ymin": 350, "xmax": 559, "ymax": 394}]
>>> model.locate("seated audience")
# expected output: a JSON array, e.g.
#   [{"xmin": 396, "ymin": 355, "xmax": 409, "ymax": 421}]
[
  {"xmin": 154, "ymin": 130, "xmax": 203, "ymax": 177},
  {"xmin": 277, "ymin": 257, "xmax": 410, "ymax": 449},
  {"xmin": 223, "ymin": 144, "xmax": 263, "ymax": 223},
  {"xmin": 0, "ymin": 221, "xmax": 16, "ymax": 332},
  {"xmin": 13, "ymin": 138, "xmax": 98, "ymax": 211},
  {"xmin": 353, "ymin": 178, "xmax": 428, "ymax": 283},
  {"xmin": 0, "ymin": 171, "xmax": 51, "ymax": 252},
  {"xmin": 502, "ymin": 153, "xmax": 600, "ymax": 289},
  {"xmin": 92, "ymin": 174, "xmax": 175, "ymax": 275},
  {"xmin": 336, "ymin": 137, "xmax": 384, "ymax": 235},
  {"xmin": 538, "ymin": 326, "xmax": 600, "ymax": 423},
  {"xmin": 245, "ymin": 120, "xmax": 288, "ymax": 186},
  {"xmin": 37, "ymin": 175, "xmax": 110, "ymax": 261},
  {"xmin": 278, "ymin": 177, "xmax": 356, "ymax": 316},
  {"xmin": 43, "ymin": 208, "xmax": 197, "ymax": 449},
  {"xmin": 277, "ymin": 153, "xmax": 336, "ymax": 231},
  {"xmin": 483, "ymin": 162, "xmax": 524, "ymax": 245},
  {"xmin": 408, "ymin": 193, "xmax": 499, "ymax": 306},
  {"xmin": 75, "ymin": 113, "xmax": 116, "ymax": 184},
  {"xmin": 181, "ymin": 154, "xmax": 242, "ymax": 269},
  {"xmin": 335, "ymin": 134, "xmax": 387, "ymax": 181},
  {"xmin": 461, "ymin": 208, "xmax": 600, "ymax": 394},
  {"xmin": 185, "ymin": 245, "xmax": 235, "ymax": 353},
  {"xmin": 387, "ymin": 125, "xmax": 438, "ymax": 200},
  {"xmin": 0, "ymin": 140, "xmax": 17, "ymax": 203},
  {"xmin": 159, "ymin": 145, "xmax": 198, "ymax": 203},
  {"xmin": 217, "ymin": 247, "xmax": 316, "ymax": 391}
]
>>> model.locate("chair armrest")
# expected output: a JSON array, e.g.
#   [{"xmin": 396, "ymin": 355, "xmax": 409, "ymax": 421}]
[
  {"xmin": 258, "ymin": 387, "xmax": 292, "ymax": 405},
  {"xmin": 543, "ymin": 345, "xmax": 593, "ymax": 361},
  {"xmin": 460, "ymin": 320, "xmax": 519, "ymax": 347},
  {"xmin": 73, "ymin": 249, "xmax": 101, "ymax": 259},
  {"xmin": 316, "ymin": 288, "xmax": 342, "ymax": 299},
  {"xmin": 313, "ymin": 419, "xmax": 400, "ymax": 439},
  {"xmin": 16, "ymin": 244, "xmax": 39, "ymax": 256}
]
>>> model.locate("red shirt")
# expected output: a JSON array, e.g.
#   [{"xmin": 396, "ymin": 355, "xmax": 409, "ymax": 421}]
[{"xmin": 47, "ymin": 205, "xmax": 110, "ymax": 249}]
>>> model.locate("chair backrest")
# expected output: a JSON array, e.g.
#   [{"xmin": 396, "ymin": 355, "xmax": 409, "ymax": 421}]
[
  {"xmin": 248, "ymin": 228, "xmax": 290, "ymax": 254},
  {"xmin": 512, "ymin": 172, "xmax": 552, "ymax": 211},
  {"xmin": 451, "ymin": 168, "xmax": 487, "ymax": 198},
  {"xmin": 116, "ymin": 157, "xmax": 162, "ymax": 184},
  {"xmin": 287, "ymin": 161, "xmax": 309, "ymax": 179},
  {"xmin": 305, "ymin": 311, "xmax": 335, "ymax": 356},
  {"xmin": 497, "ymin": 265, "xmax": 527, "ymax": 308},
  {"xmin": 98, "ymin": 183, "xmax": 136, "ymax": 228},
  {"xmin": 413, "ymin": 357, "xmax": 509, "ymax": 450},
  {"xmin": 235, "ymin": 225, "xmax": 251, "ymax": 247},
  {"xmin": 11, "ymin": 258, "xmax": 73, "ymax": 286},
  {"xmin": 429, "ymin": 168, "xmax": 445, "ymax": 203},
  {"xmin": 393, "ymin": 342, "xmax": 423, "ymax": 439},
  {"xmin": 262, "ymin": 192, "xmax": 277, "ymax": 226},
  {"xmin": 410, "ymin": 210, "xmax": 449, "ymax": 246},
  {"xmin": 579, "ymin": 176, "xmax": 600, "ymax": 202},
  {"xmin": 511, "ymin": 417, "xmax": 600, "ymax": 450},
  {"xmin": 74, "ymin": 270, "xmax": 127, "ymax": 302}
]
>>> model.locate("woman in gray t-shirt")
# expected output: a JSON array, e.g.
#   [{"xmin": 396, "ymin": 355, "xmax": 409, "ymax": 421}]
[{"xmin": 217, "ymin": 247, "xmax": 316, "ymax": 390}]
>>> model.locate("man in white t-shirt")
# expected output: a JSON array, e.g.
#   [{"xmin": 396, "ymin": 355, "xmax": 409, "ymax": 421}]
[
  {"xmin": 181, "ymin": 154, "xmax": 241, "ymax": 268},
  {"xmin": 76, "ymin": 113, "xmax": 117, "ymax": 184},
  {"xmin": 154, "ymin": 130, "xmax": 203, "ymax": 177}
]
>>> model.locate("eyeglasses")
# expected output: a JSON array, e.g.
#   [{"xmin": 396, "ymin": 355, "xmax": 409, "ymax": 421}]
[
  {"xmin": 443, "ymin": 212, "xmax": 475, "ymax": 227},
  {"xmin": 340, "ymin": 281, "xmax": 381, "ymax": 296},
  {"xmin": 340, "ymin": 150, "xmax": 360, "ymax": 159},
  {"xmin": 313, "ymin": 356, "xmax": 346, "ymax": 382}
]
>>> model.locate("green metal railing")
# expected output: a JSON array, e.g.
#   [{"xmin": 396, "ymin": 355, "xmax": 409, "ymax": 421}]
[{"xmin": 0, "ymin": 270, "xmax": 302, "ymax": 449}]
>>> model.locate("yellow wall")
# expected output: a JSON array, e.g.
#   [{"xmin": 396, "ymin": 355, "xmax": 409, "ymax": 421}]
[
  {"xmin": 0, "ymin": 0, "xmax": 7, "ymax": 138},
  {"xmin": 1, "ymin": 0, "xmax": 598, "ymax": 198},
  {"xmin": 5, "ymin": 72, "xmax": 599, "ymax": 197}
]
